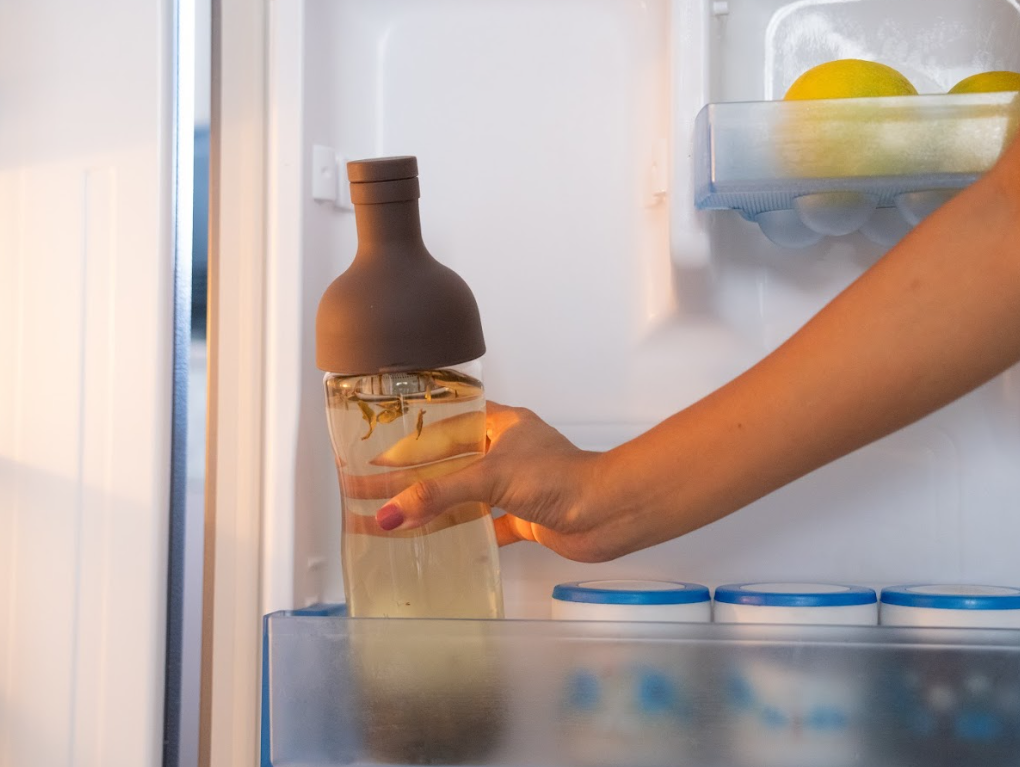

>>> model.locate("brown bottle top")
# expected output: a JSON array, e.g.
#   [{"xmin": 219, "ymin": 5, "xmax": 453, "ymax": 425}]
[{"xmin": 316, "ymin": 156, "xmax": 486, "ymax": 375}]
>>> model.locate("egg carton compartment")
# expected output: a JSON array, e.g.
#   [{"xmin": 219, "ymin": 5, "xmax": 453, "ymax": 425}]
[{"xmin": 693, "ymin": 91, "xmax": 1019, "ymax": 248}]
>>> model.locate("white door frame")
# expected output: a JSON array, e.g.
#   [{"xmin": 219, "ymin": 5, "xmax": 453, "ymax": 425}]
[{"xmin": 200, "ymin": 0, "xmax": 269, "ymax": 764}]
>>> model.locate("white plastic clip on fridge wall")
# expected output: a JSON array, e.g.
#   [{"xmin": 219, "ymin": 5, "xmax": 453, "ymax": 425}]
[{"xmin": 311, "ymin": 145, "xmax": 353, "ymax": 210}]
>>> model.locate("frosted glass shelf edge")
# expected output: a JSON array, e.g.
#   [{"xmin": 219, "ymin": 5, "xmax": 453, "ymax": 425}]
[{"xmin": 262, "ymin": 608, "xmax": 1020, "ymax": 767}]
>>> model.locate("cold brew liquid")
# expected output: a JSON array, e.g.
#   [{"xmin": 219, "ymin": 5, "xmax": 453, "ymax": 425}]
[{"xmin": 325, "ymin": 364, "xmax": 503, "ymax": 618}]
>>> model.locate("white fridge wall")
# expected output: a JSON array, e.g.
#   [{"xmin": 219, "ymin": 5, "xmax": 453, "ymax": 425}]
[{"xmin": 265, "ymin": 0, "xmax": 1020, "ymax": 617}]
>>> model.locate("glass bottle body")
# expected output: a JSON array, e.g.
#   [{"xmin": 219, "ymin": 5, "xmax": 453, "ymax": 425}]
[{"xmin": 324, "ymin": 360, "xmax": 503, "ymax": 618}]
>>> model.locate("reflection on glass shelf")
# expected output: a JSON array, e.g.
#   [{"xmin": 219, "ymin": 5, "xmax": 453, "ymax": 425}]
[
  {"xmin": 262, "ymin": 607, "xmax": 1020, "ymax": 767},
  {"xmin": 694, "ymin": 91, "xmax": 1020, "ymax": 247}
]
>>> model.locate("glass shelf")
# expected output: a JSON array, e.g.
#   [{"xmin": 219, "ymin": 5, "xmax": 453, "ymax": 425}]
[
  {"xmin": 262, "ymin": 605, "xmax": 1020, "ymax": 766},
  {"xmin": 694, "ymin": 91, "xmax": 1020, "ymax": 247}
]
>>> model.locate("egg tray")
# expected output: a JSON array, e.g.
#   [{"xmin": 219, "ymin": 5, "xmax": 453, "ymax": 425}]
[{"xmin": 693, "ymin": 91, "xmax": 1019, "ymax": 248}]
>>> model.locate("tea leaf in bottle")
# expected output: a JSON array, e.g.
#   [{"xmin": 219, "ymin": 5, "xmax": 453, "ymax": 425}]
[{"xmin": 357, "ymin": 399, "xmax": 377, "ymax": 440}]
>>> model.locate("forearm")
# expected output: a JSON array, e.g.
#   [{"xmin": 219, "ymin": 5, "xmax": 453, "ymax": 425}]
[{"xmin": 603, "ymin": 139, "xmax": 1020, "ymax": 552}]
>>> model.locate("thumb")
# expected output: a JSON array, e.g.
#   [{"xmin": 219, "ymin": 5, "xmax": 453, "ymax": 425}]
[{"xmin": 375, "ymin": 457, "xmax": 496, "ymax": 532}]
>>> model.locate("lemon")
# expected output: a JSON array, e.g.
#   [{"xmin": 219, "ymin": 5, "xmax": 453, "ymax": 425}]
[
  {"xmin": 776, "ymin": 60, "xmax": 918, "ymax": 239},
  {"xmin": 780, "ymin": 60, "xmax": 918, "ymax": 180},
  {"xmin": 784, "ymin": 59, "xmax": 918, "ymax": 101},
  {"xmin": 942, "ymin": 72, "xmax": 1020, "ymax": 176},
  {"xmin": 948, "ymin": 71, "xmax": 1020, "ymax": 94}
]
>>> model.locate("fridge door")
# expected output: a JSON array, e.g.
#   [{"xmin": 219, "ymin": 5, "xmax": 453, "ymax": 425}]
[
  {"xmin": 263, "ymin": 0, "xmax": 1020, "ymax": 617},
  {"xmin": 0, "ymin": 0, "xmax": 184, "ymax": 764}
]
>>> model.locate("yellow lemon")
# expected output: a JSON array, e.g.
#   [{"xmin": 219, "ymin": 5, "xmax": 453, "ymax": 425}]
[
  {"xmin": 776, "ymin": 60, "xmax": 919, "ymax": 238},
  {"xmin": 942, "ymin": 72, "xmax": 1020, "ymax": 177},
  {"xmin": 948, "ymin": 71, "xmax": 1020, "ymax": 94},
  {"xmin": 780, "ymin": 60, "xmax": 918, "ymax": 180},
  {"xmin": 785, "ymin": 59, "xmax": 918, "ymax": 101}
]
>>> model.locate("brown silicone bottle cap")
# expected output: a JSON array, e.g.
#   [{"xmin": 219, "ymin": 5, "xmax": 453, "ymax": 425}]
[
  {"xmin": 347, "ymin": 156, "xmax": 418, "ymax": 183},
  {"xmin": 316, "ymin": 156, "xmax": 486, "ymax": 375},
  {"xmin": 349, "ymin": 156, "xmax": 422, "ymax": 204}
]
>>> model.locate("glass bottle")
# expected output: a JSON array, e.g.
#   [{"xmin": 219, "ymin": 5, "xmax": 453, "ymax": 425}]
[{"xmin": 316, "ymin": 156, "xmax": 503, "ymax": 620}]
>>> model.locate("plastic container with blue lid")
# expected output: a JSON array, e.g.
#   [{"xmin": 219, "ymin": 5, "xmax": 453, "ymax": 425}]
[
  {"xmin": 714, "ymin": 582, "xmax": 878, "ymax": 626},
  {"xmin": 551, "ymin": 579, "xmax": 711, "ymax": 622},
  {"xmin": 715, "ymin": 584, "xmax": 877, "ymax": 767},
  {"xmin": 552, "ymin": 580, "xmax": 711, "ymax": 766},
  {"xmin": 880, "ymin": 584, "xmax": 1020, "ymax": 628}
]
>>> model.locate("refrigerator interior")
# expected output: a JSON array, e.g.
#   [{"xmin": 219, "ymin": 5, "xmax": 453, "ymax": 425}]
[{"xmin": 263, "ymin": 0, "xmax": 1020, "ymax": 618}]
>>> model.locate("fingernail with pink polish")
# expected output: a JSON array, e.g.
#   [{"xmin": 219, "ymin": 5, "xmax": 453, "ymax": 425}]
[{"xmin": 377, "ymin": 505, "xmax": 405, "ymax": 531}]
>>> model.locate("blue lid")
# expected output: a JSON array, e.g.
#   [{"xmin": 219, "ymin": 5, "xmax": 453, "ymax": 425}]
[
  {"xmin": 552, "ymin": 580, "xmax": 710, "ymax": 606},
  {"xmin": 715, "ymin": 583, "xmax": 877, "ymax": 608},
  {"xmin": 881, "ymin": 584, "xmax": 1020, "ymax": 611}
]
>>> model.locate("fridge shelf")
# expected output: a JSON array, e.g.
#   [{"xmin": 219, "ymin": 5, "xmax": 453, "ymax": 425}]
[
  {"xmin": 262, "ymin": 605, "xmax": 1020, "ymax": 767},
  {"xmin": 694, "ymin": 91, "xmax": 1020, "ymax": 248}
]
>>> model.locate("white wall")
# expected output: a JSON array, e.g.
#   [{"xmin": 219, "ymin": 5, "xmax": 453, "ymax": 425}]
[{"xmin": 0, "ymin": 1, "xmax": 176, "ymax": 765}]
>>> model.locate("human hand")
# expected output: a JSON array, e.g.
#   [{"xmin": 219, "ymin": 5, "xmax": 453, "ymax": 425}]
[{"xmin": 373, "ymin": 402, "xmax": 628, "ymax": 562}]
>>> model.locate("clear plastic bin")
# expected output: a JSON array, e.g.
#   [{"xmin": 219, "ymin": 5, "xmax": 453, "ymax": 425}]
[
  {"xmin": 694, "ymin": 92, "xmax": 1020, "ymax": 247},
  {"xmin": 261, "ymin": 606, "xmax": 1020, "ymax": 766}
]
